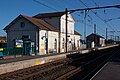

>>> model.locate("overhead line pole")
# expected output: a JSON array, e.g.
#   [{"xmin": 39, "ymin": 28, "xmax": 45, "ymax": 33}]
[
  {"xmin": 65, "ymin": 4, "xmax": 120, "ymax": 52},
  {"xmin": 84, "ymin": 10, "xmax": 87, "ymax": 43},
  {"xmin": 106, "ymin": 28, "xmax": 108, "ymax": 44},
  {"xmin": 65, "ymin": 8, "xmax": 68, "ymax": 53},
  {"xmin": 94, "ymin": 24, "xmax": 96, "ymax": 44}
]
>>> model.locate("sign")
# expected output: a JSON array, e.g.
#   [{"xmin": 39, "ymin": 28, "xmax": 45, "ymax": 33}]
[
  {"xmin": 15, "ymin": 40, "xmax": 23, "ymax": 48},
  {"xmin": 0, "ymin": 48, "xmax": 3, "ymax": 51},
  {"xmin": 41, "ymin": 44, "xmax": 44, "ymax": 46}
]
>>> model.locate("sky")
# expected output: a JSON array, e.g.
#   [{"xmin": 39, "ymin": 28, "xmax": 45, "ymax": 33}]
[{"xmin": 0, "ymin": 0, "xmax": 120, "ymax": 40}]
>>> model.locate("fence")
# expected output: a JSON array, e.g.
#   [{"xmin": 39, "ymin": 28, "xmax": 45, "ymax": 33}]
[{"xmin": 0, "ymin": 47, "xmax": 36, "ymax": 57}]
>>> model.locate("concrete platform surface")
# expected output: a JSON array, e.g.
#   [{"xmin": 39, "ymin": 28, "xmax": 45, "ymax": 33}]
[
  {"xmin": 91, "ymin": 46, "xmax": 120, "ymax": 80},
  {"xmin": 91, "ymin": 62, "xmax": 120, "ymax": 80}
]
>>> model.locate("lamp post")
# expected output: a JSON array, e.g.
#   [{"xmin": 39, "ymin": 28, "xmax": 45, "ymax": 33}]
[{"xmin": 106, "ymin": 28, "xmax": 108, "ymax": 45}]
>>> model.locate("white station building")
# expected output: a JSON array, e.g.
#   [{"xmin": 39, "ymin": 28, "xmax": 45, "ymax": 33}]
[{"xmin": 4, "ymin": 12, "xmax": 81, "ymax": 55}]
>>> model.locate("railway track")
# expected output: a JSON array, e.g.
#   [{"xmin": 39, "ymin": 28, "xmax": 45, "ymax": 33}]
[
  {"xmin": 63, "ymin": 46, "xmax": 120, "ymax": 80},
  {"xmin": 0, "ymin": 50, "xmax": 93, "ymax": 80},
  {"xmin": 0, "ymin": 46, "xmax": 119, "ymax": 80},
  {"xmin": 0, "ymin": 58, "xmax": 72, "ymax": 80}
]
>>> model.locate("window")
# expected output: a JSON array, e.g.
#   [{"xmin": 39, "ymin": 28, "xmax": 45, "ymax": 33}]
[
  {"xmin": 61, "ymin": 21, "xmax": 65, "ymax": 32},
  {"xmin": 62, "ymin": 38, "xmax": 64, "ymax": 49},
  {"xmin": 62, "ymin": 27, "xmax": 64, "ymax": 32},
  {"xmin": 45, "ymin": 38, "xmax": 48, "ymax": 51},
  {"xmin": 71, "ymin": 30, "xmax": 72, "ymax": 34},
  {"xmin": 21, "ymin": 22, "xmax": 25, "ymax": 28},
  {"xmin": 54, "ymin": 39, "xmax": 57, "ymax": 49}
]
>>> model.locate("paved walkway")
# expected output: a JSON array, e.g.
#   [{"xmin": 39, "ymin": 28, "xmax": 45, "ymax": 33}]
[{"xmin": 91, "ymin": 48, "xmax": 120, "ymax": 80}]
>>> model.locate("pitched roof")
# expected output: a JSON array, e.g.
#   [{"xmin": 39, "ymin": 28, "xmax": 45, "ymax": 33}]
[
  {"xmin": 87, "ymin": 33, "xmax": 104, "ymax": 38},
  {"xmin": 4, "ymin": 14, "xmax": 81, "ymax": 36},
  {"xmin": 33, "ymin": 12, "xmax": 65, "ymax": 18},
  {"xmin": 0, "ymin": 36, "xmax": 7, "ymax": 40},
  {"xmin": 4, "ymin": 15, "xmax": 58, "ymax": 32},
  {"xmin": 22, "ymin": 15, "xmax": 58, "ymax": 31},
  {"xmin": 74, "ymin": 30, "xmax": 82, "ymax": 36}
]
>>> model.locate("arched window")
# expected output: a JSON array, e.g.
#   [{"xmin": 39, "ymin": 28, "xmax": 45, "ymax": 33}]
[
  {"xmin": 77, "ymin": 40, "xmax": 79, "ymax": 49},
  {"xmin": 54, "ymin": 38, "xmax": 57, "ymax": 49},
  {"xmin": 20, "ymin": 22, "xmax": 25, "ymax": 28},
  {"xmin": 62, "ymin": 38, "xmax": 64, "ymax": 49}
]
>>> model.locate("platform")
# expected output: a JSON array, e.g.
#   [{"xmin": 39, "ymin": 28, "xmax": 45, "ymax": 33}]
[
  {"xmin": 91, "ymin": 46, "xmax": 120, "ymax": 80},
  {"xmin": 0, "ymin": 45, "xmax": 118, "ymax": 75}
]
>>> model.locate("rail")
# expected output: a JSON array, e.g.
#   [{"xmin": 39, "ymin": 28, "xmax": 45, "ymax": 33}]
[{"xmin": 0, "ymin": 46, "xmax": 119, "ymax": 80}]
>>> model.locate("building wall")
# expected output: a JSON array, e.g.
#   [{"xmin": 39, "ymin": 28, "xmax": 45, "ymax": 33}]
[
  {"xmin": 60, "ymin": 33, "xmax": 80, "ymax": 52},
  {"xmin": 39, "ymin": 30, "xmax": 47, "ymax": 55},
  {"xmin": 39, "ymin": 30, "xmax": 59, "ymax": 55},
  {"xmin": 100, "ymin": 38, "xmax": 105, "ymax": 46},
  {"xmin": 60, "ymin": 33, "xmax": 66, "ymax": 52},
  {"xmin": 48, "ymin": 31, "xmax": 58, "ymax": 53},
  {"xmin": 7, "ymin": 17, "xmax": 38, "ymax": 48},
  {"xmin": 41, "ymin": 13, "xmax": 79, "ymax": 53},
  {"xmin": 86, "ymin": 35, "xmax": 105, "ymax": 48},
  {"xmin": 74, "ymin": 35, "xmax": 80, "ymax": 50},
  {"xmin": 60, "ymin": 14, "xmax": 75, "ymax": 34},
  {"xmin": 60, "ymin": 14, "xmax": 78, "ymax": 52}
]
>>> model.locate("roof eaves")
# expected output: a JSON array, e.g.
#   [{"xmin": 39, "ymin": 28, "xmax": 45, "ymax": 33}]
[{"xmin": 74, "ymin": 30, "xmax": 81, "ymax": 36}]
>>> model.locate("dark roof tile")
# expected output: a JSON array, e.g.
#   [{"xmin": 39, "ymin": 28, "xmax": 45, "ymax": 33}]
[
  {"xmin": 87, "ymin": 33, "xmax": 104, "ymax": 38},
  {"xmin": 22, "ymin": 15, "xmax": 59, "ymax": 31},
  {"xmin": 33, "ymin": 12, "xmax": 65, "ymax": 18}
]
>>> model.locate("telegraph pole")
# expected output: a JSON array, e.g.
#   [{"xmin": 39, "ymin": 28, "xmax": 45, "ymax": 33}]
[
  {"xmin": 84, "ymin": 10, "xmax": 87, "ymax": 43},
  {"xmin": 94, "ymin": 24, "xmax": 96, "ymax": 34},
  {"xmin": 115, "ymin": 35, "xmax": 117, "ymax": 42},
  {"xmin": 118, "ymin": 36, "xmax": 120, "ymax": 41},
  {"xmin": 106, "ymin": 28, "xmax": 108, "ymax": 44},
  {"xmin": 65, "ymin": 8, "xmax": 68, "ymax": 53},
  {"xmin": 67, "ymin": 4, "xmax": 120, "ymax": 44},
  {"xmin": 65, "ymin": 4, "xmax": 120, "ymax": 52},
  {"xmin": 113, "ymin": 31, "xmax": 115, "ymax": 41},
  {"xmin": 94, "ymin": 24, "xmax": 96, "ymax": 44}
]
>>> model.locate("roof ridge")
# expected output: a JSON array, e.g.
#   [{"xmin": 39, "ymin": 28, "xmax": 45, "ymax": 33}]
[{"xmin": 33, "ymin": 12, "xmax": 65, "ymax": 18}]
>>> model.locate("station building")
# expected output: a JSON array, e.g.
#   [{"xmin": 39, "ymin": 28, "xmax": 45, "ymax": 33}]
[
  {"xmin": 86, "ymin": 33, "xmax": 105, "ymax": 48},
  {"xmin": 3, "ymin": 12, "xmax": 81, "ymax": 55}
]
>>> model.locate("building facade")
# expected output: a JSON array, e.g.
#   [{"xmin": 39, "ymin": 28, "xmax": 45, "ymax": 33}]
[
  {"xmin": 4, "ymin": 12, "xmax": 81, "ymax": 55},
  {"xmin": 86, "ymin": 33, "xmax": 105, "ymax": 48}
]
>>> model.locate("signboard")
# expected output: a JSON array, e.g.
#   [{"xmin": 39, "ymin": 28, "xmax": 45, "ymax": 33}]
[
  {"xmin": 41, "ymin": 44, "xmax": 44, "ymax": 46},
  {"xmin": 15, "ymin": 40, "xmax": 23, "ymax": 48}
]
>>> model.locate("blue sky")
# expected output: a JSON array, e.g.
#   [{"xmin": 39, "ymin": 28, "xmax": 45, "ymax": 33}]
[{"xmin": 0, "ymin": 0, "xmax": 120, "ymax": 40}]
